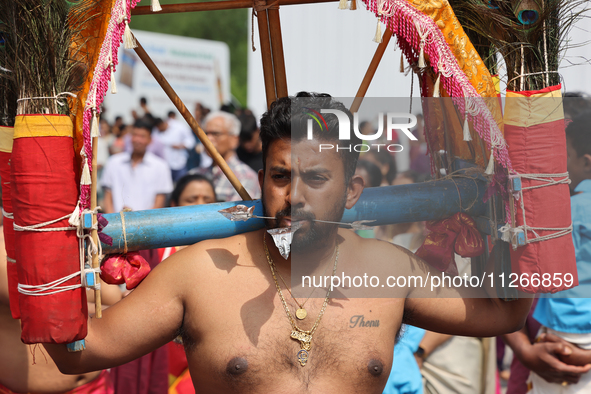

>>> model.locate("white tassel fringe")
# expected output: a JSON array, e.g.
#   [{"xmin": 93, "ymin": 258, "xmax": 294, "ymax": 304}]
[
  {"xmin": 373, "ymin": 21, "xmax": 382, "ymax": 43},
  {"xmin": 338, "ymin": 0, "xmax": 348, "ymax": 9},
  {"xmin": 151, "ymin": 0, "xmax": 162, "ymax": 12},
  {"xmin": 68, "ymin": 203, "xmax": 81, "ymax": 227},
  {"xmin": 110, "ymin": 65, "xmax": 117, "ymax": 94},
  {"xmin": 418, "ymin": 46, "xmax": 426, "ymax": 68},
  {"xmin": 124, "ymin": 22, "xmax": 137, "ymax": 49},
  {"xmin": 91, "ymin": 112, "xmax": 100, "ymax": 138},
  {"xmin": 485, "ymin": 150, "xmax": 495, "ymax": 174},
  {"xmin": 463, "ymin": 116, "xmax": 471, "ymax": 141},
  {"xmin": 81, "ymin": 161, "xmax": 92, "ymax": 185},
  {"xmin": 433, "ymin": 73, "xmax": 441, "ymax": 97}
]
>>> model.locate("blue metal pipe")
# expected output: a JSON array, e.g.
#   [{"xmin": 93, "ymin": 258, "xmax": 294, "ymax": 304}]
[{"xmin": 90, "ymin": 178, "xmax": 487, "ymax": 254}]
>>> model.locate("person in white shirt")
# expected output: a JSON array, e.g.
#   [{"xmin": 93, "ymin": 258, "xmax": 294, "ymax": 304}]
[
  {"xmin": 152, "ymin": 113, "xmax": 196, "ymax": 182},
  {"xmin": 101, "ymin": 120, "xmax": 173, "ymax": 213},
  {"xmin": 189, "ymin": 111, "xmax": 260, "ymax": 202}
]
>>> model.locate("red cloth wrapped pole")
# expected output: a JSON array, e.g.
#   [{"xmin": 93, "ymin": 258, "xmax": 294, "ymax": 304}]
[
  {"xmin": 504, "ymin": 85, "xmax": 577, "ymax": 293},
  {"xmin": 12, "ymin": 115, "xmax": 87, "ymax": 344},
  {"xmin": 0, "ymin": 126, "xmax": 19, "ymax": 319}
]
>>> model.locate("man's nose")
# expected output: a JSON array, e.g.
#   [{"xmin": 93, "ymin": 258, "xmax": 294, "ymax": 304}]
[{"xmin": 289, "ymin": 176, "xmax": 305, "ymax": 208}]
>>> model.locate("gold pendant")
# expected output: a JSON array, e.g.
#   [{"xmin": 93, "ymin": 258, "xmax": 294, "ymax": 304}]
[
  {"xmin": 297, "ymin": 349, "xmax": 309, "ymax": 366},
  {"xmin": 291, "ymin": 330, "xmax": 312, "ymax": 351},
  {"xmin": 295, "ymin": 308, "xmax": 307, "ymax": 320}
]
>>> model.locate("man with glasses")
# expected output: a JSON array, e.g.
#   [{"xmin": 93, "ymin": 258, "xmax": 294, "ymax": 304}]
[{"xmin": 190, "ymin": 111, "xmax": 260, "ymax": 202}]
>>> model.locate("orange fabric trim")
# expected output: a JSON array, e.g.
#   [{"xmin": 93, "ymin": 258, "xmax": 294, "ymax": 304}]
[
  {"xmin": 408, "ymin": 0, "xmax": 503, "ymax": 168},
  {"xmin": 0, "ymin": 127, "xmax": 14, "ymax": 153},
  {"xmin": 14, "ymin": 115, "xmax": 73, "ymax": 139},
  {"xmin": 70, "ymin": 0, "xmax": 115, "ymax": 167},
  {"xmin": 408, "ymin": 1, "xmax": 498, "ymax": 98}
]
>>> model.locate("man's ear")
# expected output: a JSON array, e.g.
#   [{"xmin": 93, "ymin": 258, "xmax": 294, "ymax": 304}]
[
  {"xmin": 258, "ymin": 169, "xmax": 264, "ymax": 190},
  {"xmin": 345, "ymin": 174, "xmax": 364, "ymax": 209},
  {"xmin": 583, "ymin": 154, "xmax": 591, "ymax": 173}
]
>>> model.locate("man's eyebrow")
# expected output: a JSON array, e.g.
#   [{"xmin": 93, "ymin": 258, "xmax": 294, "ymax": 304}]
[
  {"xmin": 301, "ymin": 167, "xmax": 330, "ymax": 175},
  {"xmin": 269, "ymin": 166, "xmax": 290, "ymax": 174}
]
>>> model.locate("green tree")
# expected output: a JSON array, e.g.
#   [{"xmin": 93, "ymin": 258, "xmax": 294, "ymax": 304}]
[{"xmin": 131, "ymin": 0, "xmax": 248, "ymax": 106}]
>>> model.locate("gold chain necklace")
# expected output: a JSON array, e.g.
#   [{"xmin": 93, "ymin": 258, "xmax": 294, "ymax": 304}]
[
  {"xmin": 263, "ymin": 234, "xmax": 339, "ymax": 367},
  {"xmin": 273, "ymin": 245, "xmax": 337, "ymax": 320}
]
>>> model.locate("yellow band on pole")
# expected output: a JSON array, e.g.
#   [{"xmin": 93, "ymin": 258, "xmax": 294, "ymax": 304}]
[
  {"xmin": 14, "ymin": 115, "xmax": 74, "ymax": 139},
  {"xmin": 0, "ymin": 126, "xmax": 14, "ymax": 153},
  {"xmin": 505, "ymin": 87, "xmax": 563, "ymax": 128}
]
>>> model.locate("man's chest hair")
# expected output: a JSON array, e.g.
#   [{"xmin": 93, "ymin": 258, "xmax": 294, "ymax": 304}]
[{"xmin": 181, "ymin": 303, "xmax": 397, "ymax": 390}]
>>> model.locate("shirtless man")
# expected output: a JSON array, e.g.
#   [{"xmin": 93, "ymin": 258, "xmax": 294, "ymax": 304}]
[
  {"xmin": 45, "ymin": 93, "xmax": 532, "ymax": 393},
  {"xmin": 0, "ymin": 228, "xmax": 122, "ymax": 393}
]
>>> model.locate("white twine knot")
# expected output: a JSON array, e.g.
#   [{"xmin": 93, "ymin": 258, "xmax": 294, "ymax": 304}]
[{"xmin": 16, "ymin": 92, "xmax": 77, "ymax": 107}]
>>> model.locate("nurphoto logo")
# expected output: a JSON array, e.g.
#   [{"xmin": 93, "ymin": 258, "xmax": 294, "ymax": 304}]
[{"xmin": 306, "ymin": 109, "xmax": 417, "ymax": 153}]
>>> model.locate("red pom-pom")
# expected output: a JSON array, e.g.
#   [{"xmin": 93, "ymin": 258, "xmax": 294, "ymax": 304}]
[{"xmin": 101, "ymin": 252, "xmax": 151, "ymax": 289}]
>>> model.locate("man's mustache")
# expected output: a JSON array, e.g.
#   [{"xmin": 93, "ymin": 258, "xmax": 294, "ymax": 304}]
[{"xmin": 276, "ymin": 208, "xmax": 315, "ymax": 222}]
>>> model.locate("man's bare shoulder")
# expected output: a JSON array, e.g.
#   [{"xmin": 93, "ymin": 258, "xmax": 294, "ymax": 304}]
[
  {"xmin": 339, "ymin": 230, "xmax": 433, "ymax": 282},
  {"xmin": 340, "ymin": 229, "xmax": 428, "ymax": 269},
  {"xmin": 161, "ymin": 229, "xmax": 265, "ymax": 282}
]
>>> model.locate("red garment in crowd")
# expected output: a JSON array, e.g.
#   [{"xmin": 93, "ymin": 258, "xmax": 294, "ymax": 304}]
[
  {"xmin": 158, "ymin": 247, "xmax": 196, "ymax": 394},
  {"xmin": 110, "ymin": 249, "xmax": 169, "ymax": 394}
]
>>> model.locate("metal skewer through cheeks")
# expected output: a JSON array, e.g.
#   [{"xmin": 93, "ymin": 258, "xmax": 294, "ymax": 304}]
[
  {"xmin": 218, "ymin": 205, "xmax": 375, "ymax": 229},
  {"xmin": 219, "ymin": 205, "xmax": 375, "ymax": 259}
]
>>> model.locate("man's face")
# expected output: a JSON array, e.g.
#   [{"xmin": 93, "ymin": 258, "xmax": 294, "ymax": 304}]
[
  {"xmin": 259, "ymin": 138, "xmax": 359, "ymax": 251},
  {"xmin": 205, "ymin": 116, "xmax": 238, "ymax": 158},
  {"xmin": 131, "ymin": 127, "xmax": 151, "ymax": 155},
  {"xmin": 156, "ymin": 121, "xmax": 168, "ymax": 132},
  {"xmin": 176, "ymin": 180, "xmax": 216, "ymax": 206}
]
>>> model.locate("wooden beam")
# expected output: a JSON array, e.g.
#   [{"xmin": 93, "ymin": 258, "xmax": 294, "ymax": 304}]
[
  {"xmin": 255, "ymin": 1, "xmax": 277, "ymax": 108},
  {"xmin": 268, "ymin": 7, "xmax": 288, "ymax": 98},
  {"xmin": 350, "ymin": 28, "xmax": 392, "ymax": 113},
  {"xmin": 132, "ymin": 0, "xmax": 339, "ymax": 15},
  {"xmin": 90, "ymin": 122, "xmax": 101, "ymax": 318},
  {"xmin": 133, "ymin": 37, "xmax": 253, "ymax": 201}
]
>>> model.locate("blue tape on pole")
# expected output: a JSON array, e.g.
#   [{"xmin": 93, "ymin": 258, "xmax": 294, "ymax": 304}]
[
  {"xmin": 516, "ymin": 232, "xmax": 526, "ymax": 247},
  {"xmin": 67, "ymin": 339, "xmax": 86, "ymax": 352},
  {"xmin": 85, "ymin": 271, "xmax": 95, "ymax": 287},
  {"xmin": 511, "ymin": 177, "xmax": 522, "ymax": 192}
]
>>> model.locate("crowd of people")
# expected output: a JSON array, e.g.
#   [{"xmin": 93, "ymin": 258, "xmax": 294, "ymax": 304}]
[{"xmin": 96, "ymin": 98, "xmax": 263, "ymax": 214}]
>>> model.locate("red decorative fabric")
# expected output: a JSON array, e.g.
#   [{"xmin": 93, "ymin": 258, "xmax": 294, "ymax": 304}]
[
  {"xmin": 168, "ymin": 341, "xmax": 188, "ymax": 379},
  {"xmin": 416, "ymin": 213, "xmax": 484, "ymax": 273},
  {"xmin": 100, "ymin": 252, "xmax": 151, "ymax": 290},
  {"xmin": 12, "ymin": 135, "xmax": 87, "ymax": 344},
  {"xmin": 505, "ymin": 119, "xmax": 577, "ymax": 293},
  {"xmin": 0, "ymin": 150, "xmax": 19, "ymax": 319},
  {"xmin": 169, "ymin": 369, "xmax": 195, "ymax": 394},
  {"xmin": 110, "ymin": 340, "xmax": 169, "ymax": 394},
  {"xmin": 455, "ymin": 213, "xmax": 485, "ymax": 258}
]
